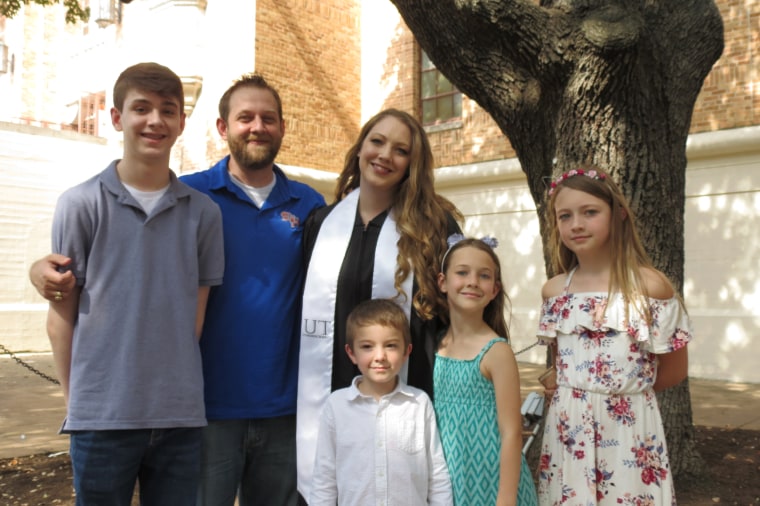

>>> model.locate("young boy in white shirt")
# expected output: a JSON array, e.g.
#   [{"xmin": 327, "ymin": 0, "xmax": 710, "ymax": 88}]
[{"xmin": 309, "ymin": 299, "xmax": 452, "ymax": 506}]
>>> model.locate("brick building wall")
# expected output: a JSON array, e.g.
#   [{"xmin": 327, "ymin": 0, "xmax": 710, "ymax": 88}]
[
  {"xmin": 254, "ymin": 0, "xmax": 361, "ymax": 173},
  {"xmin": 690, "ymin": 0, "xmax": 759, "ymax": 131}
]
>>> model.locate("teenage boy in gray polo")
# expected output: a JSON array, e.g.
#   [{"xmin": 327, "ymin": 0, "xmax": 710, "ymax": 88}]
[{"xmin": 45, "ymin": 62, "xmax": 224, "ymax": 505}]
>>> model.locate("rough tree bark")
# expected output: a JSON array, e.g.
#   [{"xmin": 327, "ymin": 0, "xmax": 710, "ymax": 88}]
[{"xmin": 390, "ymin": 0, "xmax": 724, "ymax": 481}]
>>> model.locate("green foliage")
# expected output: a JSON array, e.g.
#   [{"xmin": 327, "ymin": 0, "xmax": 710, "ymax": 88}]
[{"xmin": 0, "ymin": 0, "xmax": 90, "ymax": 24}]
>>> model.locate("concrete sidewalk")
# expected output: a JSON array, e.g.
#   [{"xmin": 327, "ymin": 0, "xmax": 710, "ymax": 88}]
[{"xmin": 1, "ymin": 353, "xmax": 759, "ymax": 460}]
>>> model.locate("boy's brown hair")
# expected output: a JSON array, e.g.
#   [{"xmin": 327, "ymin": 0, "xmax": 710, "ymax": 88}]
[
  {"xmin": 112, "ymin": 62, "xmax": 184, "ymax": 112},
  {"xmin": 345, "ymin": 299, "xmax": 411, "ymax": 350}
]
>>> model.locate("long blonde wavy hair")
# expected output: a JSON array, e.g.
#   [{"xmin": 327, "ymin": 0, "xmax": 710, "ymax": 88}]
[{"xmin": 335, "ymin": 109, "xmax": 463, "ymax": 320}]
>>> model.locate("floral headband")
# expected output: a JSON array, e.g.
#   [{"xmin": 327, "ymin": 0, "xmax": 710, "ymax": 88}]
[
  {"xmin": 441, "ymin": 233, "xmax": 499, "ymax": 270},
  {"xmin": 548, "ymin": 168, "xmax": 606, "ymax": 196}
]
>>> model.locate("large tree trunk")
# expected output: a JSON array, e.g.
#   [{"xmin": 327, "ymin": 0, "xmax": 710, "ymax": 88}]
[{"xmin": 390, "ymin": 0, "xmax": 723, "ymax": 481}]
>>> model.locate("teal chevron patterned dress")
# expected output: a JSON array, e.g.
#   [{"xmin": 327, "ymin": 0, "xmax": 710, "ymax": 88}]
[{"xmin": 434, "ymin": 337, "xmax": 538, "ymax": 505}]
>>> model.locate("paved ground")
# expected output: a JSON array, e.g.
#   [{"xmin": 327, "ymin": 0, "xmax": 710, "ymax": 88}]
[{"xmin": 1, "ymin": 353, "xmax": 759, "ymax": 460}]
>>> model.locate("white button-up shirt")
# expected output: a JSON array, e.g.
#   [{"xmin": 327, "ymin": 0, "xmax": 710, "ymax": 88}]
[{"xmin": 309, "ymin": 376, "xmax": 453, "ymax": 506}]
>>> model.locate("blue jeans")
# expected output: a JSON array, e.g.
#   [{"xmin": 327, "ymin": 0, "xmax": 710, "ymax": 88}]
[
  {"xmin": 197, "ymin": 416, "xmax": 297, "ymax": 506},
  {"xmin": 69, "ymin": 427, "xmax": 202, "ymax": 506}
]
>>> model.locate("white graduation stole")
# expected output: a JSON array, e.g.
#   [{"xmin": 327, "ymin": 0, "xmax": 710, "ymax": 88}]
[{"xmin": 296, "ymin": 189, "xmax": 412, "ymax": 499}]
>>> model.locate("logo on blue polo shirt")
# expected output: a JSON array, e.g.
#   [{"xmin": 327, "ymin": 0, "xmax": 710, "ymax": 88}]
[{"xmin": 280, "ymin": 211, "xmax": 300, "ymax": 228}]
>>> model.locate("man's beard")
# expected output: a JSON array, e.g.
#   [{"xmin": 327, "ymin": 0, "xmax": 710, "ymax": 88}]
[{"xmin": 228, "ymin": 134, "xmax": 281, "ymax": 171}]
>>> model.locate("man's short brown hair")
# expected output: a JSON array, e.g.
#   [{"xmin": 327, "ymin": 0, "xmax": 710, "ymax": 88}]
[{"xmin": 218, "ymin": 73, "xmax": 283, "ymax": 122}]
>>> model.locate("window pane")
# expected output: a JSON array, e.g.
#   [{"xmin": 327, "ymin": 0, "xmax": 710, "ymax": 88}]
[
  {"xmin": 421, "ymin": 71, "xmax": 436, "ymax": 99},
  {"xmin": 420, "ymin": 50, "xmax": 462, "ymax": 125},
  {"xmin": 422, "ymin": 100, "xmax": 436, "ymax": 124},
  {"xmin": 421, "ymin": 51, "xmax": 434, "ymax": 70},
  {"xmin": 437, "ymin": 72, "xmax": 453, "ymax": 94},
  {"xmin": 453, "ymin": 93, "xmax": 462, "ymax": 117},
  {"xmin": 438, "ymin": 96, "xmax": 453, "ymax": 120}
]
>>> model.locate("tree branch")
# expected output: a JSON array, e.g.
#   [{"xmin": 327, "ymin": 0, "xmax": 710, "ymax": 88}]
[{"xmin": 390, "ymin": 0, "xmax": 560, "ymax": 116}]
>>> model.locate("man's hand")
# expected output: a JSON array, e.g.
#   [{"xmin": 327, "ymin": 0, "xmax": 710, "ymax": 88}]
[{"xmin": 29, "ymin": 254, "xmax": 76, "ymax": 302}]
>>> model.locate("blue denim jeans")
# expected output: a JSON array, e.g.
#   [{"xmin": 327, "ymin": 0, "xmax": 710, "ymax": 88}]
[
  {"xmin": 197, "ymin": 416, "xmax": 297, "ymax": 506},
  {"xmin": 69, "ymin": 427, "xmax": 202, "ymax": 506}
]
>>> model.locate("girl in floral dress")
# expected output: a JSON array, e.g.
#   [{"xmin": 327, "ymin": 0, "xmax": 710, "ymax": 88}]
[{"xmin": 537, "ymin": 167, "xmax": 692, "ymax": 505}]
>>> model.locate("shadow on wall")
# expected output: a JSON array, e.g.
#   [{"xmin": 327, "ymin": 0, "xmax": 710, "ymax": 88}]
[{"xmin": 684, "ymin": 155, "xmax": 760, "ymax": 382}]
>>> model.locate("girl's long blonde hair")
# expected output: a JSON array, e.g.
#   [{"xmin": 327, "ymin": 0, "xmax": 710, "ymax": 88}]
[
  {"xmin": 546, "ymin": 165, "xmax": 660, "ymax": 323},
  {"xmin": 335, "ymin": 109, "xmax": 463, "ymax": 320}
]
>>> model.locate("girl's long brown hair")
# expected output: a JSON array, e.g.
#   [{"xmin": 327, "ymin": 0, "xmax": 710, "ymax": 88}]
[
  {"xmin": 335, "ymin": 109, "xmax": 463, "ymax": 320},
  {"xmin": 546, "ymin": 165, "xmax": 660, "ymax": 323}
]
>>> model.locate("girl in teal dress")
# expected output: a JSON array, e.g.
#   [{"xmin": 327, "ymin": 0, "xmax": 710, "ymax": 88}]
[{"xmin": 434, "ymin": 236, "xmax": 538, "ymax": 505}]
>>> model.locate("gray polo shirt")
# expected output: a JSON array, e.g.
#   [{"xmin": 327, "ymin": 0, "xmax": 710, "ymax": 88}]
[{"xmin": 52, "ymin": 161, "xmax": 224, "ymax": 430}]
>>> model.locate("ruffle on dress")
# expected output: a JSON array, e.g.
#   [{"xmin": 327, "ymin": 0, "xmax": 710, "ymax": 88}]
[{"xmin": 537, "ymin": 292, "xmax": 692, "ymax": 354}]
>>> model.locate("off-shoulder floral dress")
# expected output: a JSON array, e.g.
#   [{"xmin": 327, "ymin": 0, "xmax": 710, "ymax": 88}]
[{"xmin": 536, "ymin": 269, "xmax": 692, "ymax": 506}]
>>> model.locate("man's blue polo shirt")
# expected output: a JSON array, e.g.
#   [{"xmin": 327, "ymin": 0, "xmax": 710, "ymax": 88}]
[{"xmin": 181, "ymin": 156, "xmax": 325, "ymax": 419}]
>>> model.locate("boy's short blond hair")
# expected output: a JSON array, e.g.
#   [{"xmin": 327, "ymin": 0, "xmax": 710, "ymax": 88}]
[{"xmin": 345, "ymin": 299, "xmax": 411, "ymax": 350}]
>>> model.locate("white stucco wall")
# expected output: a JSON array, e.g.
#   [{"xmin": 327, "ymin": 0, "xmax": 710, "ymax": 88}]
[
  {"xmin": 681, "ymin": 127, "xmax": 760, "ymax": 382},
  {"xmin": 0, "ymin": 122, "xmax": 119, "ymax": 353}
]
